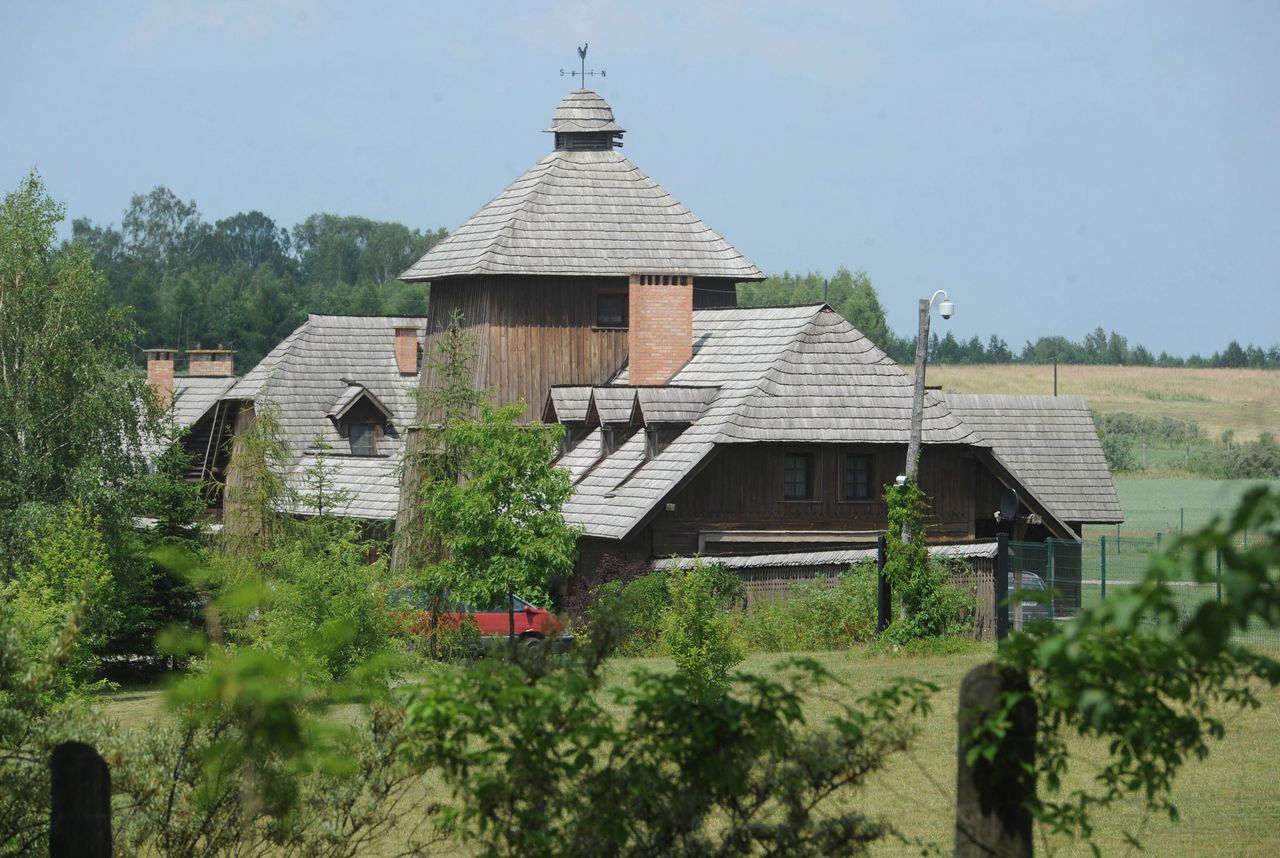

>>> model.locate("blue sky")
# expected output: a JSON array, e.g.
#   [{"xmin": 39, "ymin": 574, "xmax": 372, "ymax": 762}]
[{"xmin": 3, "ymin": 1, "xmax": 1277, "ymax": 355}]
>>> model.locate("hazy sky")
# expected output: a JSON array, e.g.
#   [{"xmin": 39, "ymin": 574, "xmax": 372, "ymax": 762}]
[{"xmin": 4, "ymin": 1, "xmax": 1277, "ymax": 355}]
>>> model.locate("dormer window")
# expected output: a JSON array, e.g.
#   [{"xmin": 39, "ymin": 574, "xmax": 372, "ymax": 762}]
[{"xmin": 327, "ymin": 382, "xmax": 394, "ymax": 457}]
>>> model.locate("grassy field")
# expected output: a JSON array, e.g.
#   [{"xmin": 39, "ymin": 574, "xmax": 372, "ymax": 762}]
[
  {"xmin": 1084, "ymin": 477, "xmax": 1280, "ymax": 538},
  {"xmin": 99, "ymin": 648, "xmax": 1280, "ymax": 856},
  {"xmin": 921, "ymin": 364, "xmax": 1280, "ymax": 443}
]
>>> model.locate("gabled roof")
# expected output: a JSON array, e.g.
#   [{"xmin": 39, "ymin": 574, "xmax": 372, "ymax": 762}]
[
  {"xmin": 558, "ymin": 305, "xmax": 986, "ymax": 540},
  {"xmin": 543, "ymin": 386, "xmax": 593, "ymax": 423},
  {"xmin": 635, "ymin": 386, "xmax": 719, "ymax": 425},
  {"xmin": 945, "ymin": 394, "xmax": 1123, "ymax": 524},
  {"xmin": 224, "ymin": 314, "xmax": 426, "ymax": 521},
  {"xmin": 327, "ymin": 383, "xmax": 393, "ymax": 423},
  {"xmin": 588, "ymin": 386, "xmax": 638, "ymax": 426}
]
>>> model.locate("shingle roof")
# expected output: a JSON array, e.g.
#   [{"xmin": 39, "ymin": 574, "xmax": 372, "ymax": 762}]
[
  {"xmin": 945, "ymin": 394, "xmax": 1123, "ymax": 524},
  {"xmin": 224, "ymin": 314, "xmax": 426, "ymax": 520},
  {"xmin": 636, "ymin": 386, "xmax": 719, "ymax": 425},
  {"xmin": 544, "ymin": 386, "xmax": 593, "ymax": 423},
  {"xmin": 172, "ymin": 376, "xmax": 236, "ymax": 429},
  {"xmin": 401, "ymin": 90, "xmax": 762, "ymax": 282},
  {"xmin": 544, "ymin": 89, "xmax": 625, "ymax": 134},
  {"xmin": 558, "ymin": 305, "xmax": 985, "ymax": 540}
]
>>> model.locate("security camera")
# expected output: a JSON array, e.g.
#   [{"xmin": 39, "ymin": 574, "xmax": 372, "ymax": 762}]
[{"xmin": 938, "ymin": 300, "xmax": 954, "ymax": 320}]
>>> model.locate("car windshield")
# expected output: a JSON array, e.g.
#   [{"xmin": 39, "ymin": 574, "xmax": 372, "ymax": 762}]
[{"xmin": 1008, "ymin": 574, "xmax": 1045, "ymax": 590}]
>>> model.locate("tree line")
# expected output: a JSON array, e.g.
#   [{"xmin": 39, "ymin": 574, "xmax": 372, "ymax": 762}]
[
  {"xmin": 738, "ymin": 269, "xmax": 1280, "ymax": 368},
  {"xmin": 69, "ymin": 186, "xmax": 448, "ymax": 370}
]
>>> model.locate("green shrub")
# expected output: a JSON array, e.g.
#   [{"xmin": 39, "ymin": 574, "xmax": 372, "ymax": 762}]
[
  {"xmin": 228, "ymin": 518, "xmax": 395, "ymax": 682},
  {"xmin": 1, "ymin": 505, "xmax": 114, "ymax": 693},
  {"xmin": 737, "ymin": 565, "xmax": 878, "ymax": 652},
  {"xmin": 662, "ymin": 560, "xmax": 745, "ymax": 686}
]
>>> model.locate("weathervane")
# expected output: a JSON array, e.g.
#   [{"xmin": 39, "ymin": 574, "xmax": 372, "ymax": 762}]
[{"xmin": 560, "ymin": 43, "xmax": 606, "ymax": 83}]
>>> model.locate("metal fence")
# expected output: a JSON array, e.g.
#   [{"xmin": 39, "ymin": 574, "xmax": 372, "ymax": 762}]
[{"xmin": 1008, "ymin": 535, "xmax": 1279, "ymax": 651}]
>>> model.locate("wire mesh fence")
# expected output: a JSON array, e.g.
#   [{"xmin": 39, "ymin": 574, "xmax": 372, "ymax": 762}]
[{"xmin": 1008, "ymin": 535, "xmax": 1279, "ymax": 651}]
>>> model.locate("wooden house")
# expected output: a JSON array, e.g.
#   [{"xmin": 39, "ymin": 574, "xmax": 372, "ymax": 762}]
[
  {"xmin": 542, "ymin": 304, "xmax": 1122, "ymax": 586},
  {"xmin": 391, "ymin": 85, "xmax": 1121, "ymax": 592}
]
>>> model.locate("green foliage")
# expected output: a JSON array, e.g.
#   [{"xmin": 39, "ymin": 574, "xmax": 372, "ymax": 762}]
[
  {"xmin": 737, "ymin": 267, "xmax": 903, "ymax": 355},
  {"xmin": 228, "ymin": 519, "xmax": 395, "ymax": 683},
  {"xmin": 69, "ymin": 189, "xmax": 446, "ymax": 370},
  {"xmin": 736, "ymin": 566, "xmax": 878, "ymax": 652},
  {"xmin": 1099, "ymin": 430, "xmax": 1136, "ymax": 471},
  {"xmin": 985, "ymin": 485, "xmax": 1280, "ymax": 848},
  {"xmin": 400, "ymin": 609, "xmax": 937, "ymax": 858},
  {"xmin": 0, "ymin": 173, "xmax": 152, "ymax": 569},
  {"xmin": 662, "ymin": 560, "xmax": 746, "ymax": 687},
  {"xmin": 1, "ymin": 507, "xmax": 114, "ymax": 693},
  {"xmin": 0, "ymin": 595, "xmax": 111, "ymax": 857},
  {"xmin": 222, "ymin": 400, "xmax": 293, "ymax": 557},
  {"xmin": 407, "ymin": 320, "xmax": 577, "ymax": 615},
  {"xmin": 882, "ymin": 482, "xmax": 974, "ymax": 642}
]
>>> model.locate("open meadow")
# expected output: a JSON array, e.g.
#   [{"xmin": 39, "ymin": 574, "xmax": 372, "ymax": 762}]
[
  {"xmin": 922, "ymin": 364, "xmax": 1280, "ymax": 443},
  {"xmin": 99, "ymin": 648, "xmax": 1280, "ymax": 856}
]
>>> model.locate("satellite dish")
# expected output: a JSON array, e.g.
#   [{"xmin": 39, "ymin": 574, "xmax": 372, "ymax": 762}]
[{"xmin": 999, "ymin": 487, "xmax": 1019, "ymax": 522}]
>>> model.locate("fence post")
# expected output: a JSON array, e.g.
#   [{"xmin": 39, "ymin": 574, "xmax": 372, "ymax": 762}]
[
  {"xmin": 876, "ymin": 534, "xmax": 891, "ymax": 635},
  {"xmin": 955, "ymin": 662, "xmax": 1035, "ymax": 858},
  {"xmin": 995, "ymin": 534, "xmax": 1009, "ymax": 643},
  {"xmin": 1216, "ymin": 547, "xmax": 1222, "ymax": 603},
  {"xmin": 50, "ymin": 741, "xmax": 111, "ymax": 858},
  {"xmin": 1046, "ymin": 539, "xmax": 1056, "ymax": 620},
  {"xmin": 1180, "ymin": 507, "xmax": 1185, "ymax": 533},
  {"xmin": 1156, "ymin": 531, "xmax": 1162, "ymax": 550},
  {"xmin": 1099, "ymin": 535, "xmax": 1107, "ymax": 601}
]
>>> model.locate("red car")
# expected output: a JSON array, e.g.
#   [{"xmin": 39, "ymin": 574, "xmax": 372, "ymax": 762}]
[{"xmin": 388, "ymin": 589, "xmax": 572, "ymax": 651}]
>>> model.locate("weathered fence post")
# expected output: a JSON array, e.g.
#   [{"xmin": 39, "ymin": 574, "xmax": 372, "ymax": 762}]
[
  {"xmin": 1216, "ymin": 547, "xmax": 1222, "ymax": 602},
  {"xmin": 876, "ymin": 534, "xmax": 891, "ymax": 635},
  {"xmin": 995, "ymin": 533, "xmax": 1009, "ymax": 643},
  {"xmin": 1045, "ymin": 539, "xmax": 1056, "ymax": 621},
  {"xmin": 955, "ymin": 662, "xmax": 1036, "ymax": 858},
  {"xmin": 1099, "ymin": 535, "xmax": 1107, "ymax": 601},
  {"xmin": 50, "ymin": 741, "xmax": 111, "ymax": 858}
]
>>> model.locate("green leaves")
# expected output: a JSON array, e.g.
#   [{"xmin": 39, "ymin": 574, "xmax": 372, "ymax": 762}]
[{"xmin": 983, "ymin": 484, "xmax": 1280, "ymax": 848}]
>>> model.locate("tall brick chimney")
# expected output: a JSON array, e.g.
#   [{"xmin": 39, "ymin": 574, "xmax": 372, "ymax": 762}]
[
  {"xmin": 629, "ymin": 274, "xmax": 693, "ymax": 386},
  {"xmin": 187, "ymin": 348, "xmax": 235, "ymax": 377},
  {"xmin": 145, "ymin": 349, "xmax": 175, "ymax": 409},
  {"xmin": 395, "ymin": 327, "xmax": 420, "ymax": 374}
]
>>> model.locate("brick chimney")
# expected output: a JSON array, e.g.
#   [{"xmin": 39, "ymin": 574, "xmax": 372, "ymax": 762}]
[
  {"xmin": 629, "ymin": 274, "xmax": 692, "ymax": 385},
  {"xmin": 395, "ymin": 327, "xmax": 420, "ymax": 374},
  {"xmin": 145, "ymin": 349, "xmax": 175, "ymax": 409},
  {"xmin": 187, "ymin": 348, "xmax": 235, "ymax": 377}
]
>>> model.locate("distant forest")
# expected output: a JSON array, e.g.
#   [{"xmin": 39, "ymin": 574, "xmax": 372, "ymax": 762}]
[{"xmin": 70, "ymin": 187, "xmax": 1280, "ymax": 373}]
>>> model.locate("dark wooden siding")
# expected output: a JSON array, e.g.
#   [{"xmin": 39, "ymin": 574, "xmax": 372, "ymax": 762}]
[
  {"xmin": 646, "ymin": 443, "xmax": 1005, "ymax": 556},
  {"xmin": 420, "ymin": 276, "xmax": 629, "ymax": 422}
]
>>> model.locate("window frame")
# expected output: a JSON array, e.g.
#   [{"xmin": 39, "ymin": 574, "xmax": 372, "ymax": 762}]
[
  {"xmin": 842, "ymin": 453, "xmax": 874, "ymax": 502},
  {"xmin": 347, "ymin": 422, "xmax": 378, "ymax": 456},
  {"xmin": 593, "ymin": 290, "xmax": 628, "ymax": 330},
  {"xmin": 782, "ymin": 451, "xmax": 815, "ymax": 502}
]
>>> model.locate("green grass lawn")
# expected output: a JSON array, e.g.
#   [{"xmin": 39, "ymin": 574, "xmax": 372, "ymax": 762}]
[
  {"xmin": 98, "ymin": 647, "xmax": 1280, "ymax": 856},
  {"xmin": 1085, "ymin": 477, "xmax": 1280, "ymax": 539}
]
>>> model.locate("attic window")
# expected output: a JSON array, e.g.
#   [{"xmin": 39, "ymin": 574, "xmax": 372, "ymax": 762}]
[
  {"xmin": 349, "ymin": 423, "xmax": 378, "ymax": 456},
  {"xmin": 595, "ymin": 292, "xmax": 627, "ymax": 329}
]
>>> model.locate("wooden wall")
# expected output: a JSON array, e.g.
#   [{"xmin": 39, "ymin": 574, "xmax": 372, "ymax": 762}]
[
  {"xmin": 419, "ymin": 275, "xmax": 739, "ymax": 423},
  {"xmin": 645, "ymin": 443, "xmax": 1006, "ymax": 557}
]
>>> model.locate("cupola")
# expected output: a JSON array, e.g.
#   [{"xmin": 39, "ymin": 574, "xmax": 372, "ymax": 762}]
[{"xmin": 545, "ymin": 89, "xmax": 625, "ymax": 151}]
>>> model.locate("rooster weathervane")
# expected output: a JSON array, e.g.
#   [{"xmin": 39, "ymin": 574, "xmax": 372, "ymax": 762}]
[{"xmin": 561, "ymin": 43, "xmax": 606, "ymax": 83}]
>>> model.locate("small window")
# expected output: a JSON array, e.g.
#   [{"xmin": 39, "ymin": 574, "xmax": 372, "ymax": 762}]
[
  {"xmin": 349, "ymin": 423, "xmax": 377, "ymax": 456},
  {"xmin": 844, "ymin": 454, "xmax": 872, "ymax": 501},
  {"xmin": 596, "ymin": 292, "xmax": 628, "ymax": 328},
  {"xmin": 783, "ymin": 452, "xmax": 813, "ymax": 501}
]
